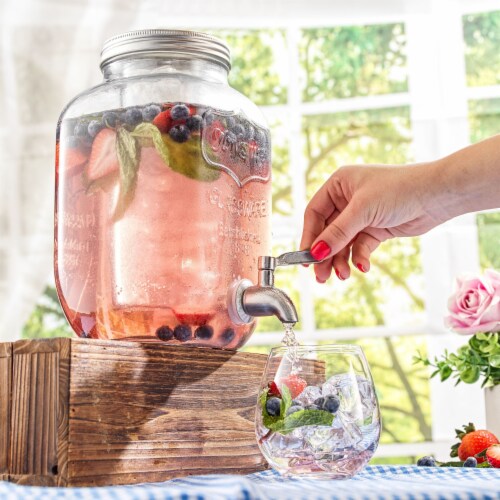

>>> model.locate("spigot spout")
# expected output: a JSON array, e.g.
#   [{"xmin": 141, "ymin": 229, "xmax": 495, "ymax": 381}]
[{"xmin": 241, "ymin": 285, "xmax": 298, "ymax": 324}]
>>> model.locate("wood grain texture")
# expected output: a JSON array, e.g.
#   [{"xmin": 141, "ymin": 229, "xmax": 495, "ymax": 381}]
[
  {"xmin": 0, "ymin": 343, "xmax": 12, "ymax": 474},
  {"xmin": 9, "ymin": 339, "xmax": 67, "ymax": 478},
  {"xmin": 67, "ymin": 340, "xmax": 268, "ymax": 486}
]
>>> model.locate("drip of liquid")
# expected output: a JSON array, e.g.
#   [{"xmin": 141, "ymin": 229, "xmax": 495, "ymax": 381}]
[{"xmin": 282, "ymin": 323, "xmax": 300, "ymax": 373}]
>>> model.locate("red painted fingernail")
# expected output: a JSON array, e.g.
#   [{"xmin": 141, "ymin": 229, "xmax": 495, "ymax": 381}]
[
  {"xmin": 356, "ymin": 263, "xmax": 366, "ymax": 273},
  {"xmin": 316, "ymin": 276, "xmax": 326, "ymax": 284},
  {"xmin": 335, "ymin": 268, "xmax": 344, "ymax": 281},
  {"xmin": 310, "ymin": 241, "xmax": 331, "ymax": 261}
]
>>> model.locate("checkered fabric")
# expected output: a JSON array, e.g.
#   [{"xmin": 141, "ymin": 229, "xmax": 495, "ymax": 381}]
[{"xmin": 1, "ymin": 465, "xmax": 499, "ymax": 499}]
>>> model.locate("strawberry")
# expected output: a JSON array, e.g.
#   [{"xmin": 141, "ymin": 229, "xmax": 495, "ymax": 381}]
[
  {"xmin": 86, "ymin": 129, "xmax": 119, "ymax": 181},
  {"xmin": 279, "ymin": 374, "xmax": 307, "ymax": 399},
  {"xmin": 61, "ymin": 146, "xmax": 88, "ymax": 176},
  {"xmin": 486, "ymin": 444, "xmax": 500, "ymax": 468},
  {"xmin": 267, "ymin": 381, "xmax": 281, "ymax": 398},
  {"xmin": 153, "ymin": 110, "xmax": 172, "ymax": 133},
  {"xmin": 173, "ymin": 310, "xmax": 214, "ymax": 326},
  {"xmin": 451, "ymin": 423, "xmax": 499, "ymax": 463}
]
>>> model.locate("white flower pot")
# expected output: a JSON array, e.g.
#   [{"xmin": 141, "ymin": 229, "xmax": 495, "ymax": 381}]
[{"xmin": 485, "ymin": 385, "xmax": 500, "ymax": 438}]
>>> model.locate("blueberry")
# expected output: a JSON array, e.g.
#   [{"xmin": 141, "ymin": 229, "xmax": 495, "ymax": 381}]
[
  {"xmin": 66, "ymin": 135, "xmax": 80, "ymax": 148},
  {"xmin": 254, "ymin": 128, "xmax": 267, "ymax": 146},
  {"xmin": 225, "ymin": 116, "xmax": 235, "ymax": 129},
  {"xmin": 88, "ymin": 119, "xmax": 103, "ymax": 138},
  {"xmin": 170, "ymin": 104, "xmax": 190, "ymax": 120},
  {"xmin": 232, "ymin": 123, "xmax": 245, "ymax": 137},
  {"xmin": 124, "ymin": 108, "xmax": 143, "ymax": 127},
  {"xmin": 142, "ymin": 104, "xmax": 161, "ymax": 122},
  {"xmin": 265, "ymin": 397, "xmax": 281, "ymax": 417},
  {"xmin": 286, "ymin": 405, "xmax": 303, "ymax": 417},
  {"xmin": 186, "ymin": 114, "xmax": 202, "ymax": 132},
  {"xmin": 245, "ymin": 124, "xmax": 255, "ymax": 141},
  {"xmin": 173, "ymin": 325, "xmax": 192, "ymax": 342},
  {"xmin": 156, "ymin": 325, "xmax": 174, "ymax": 341},
  {"xmin": 313, "ymin": 397, "xmax": 325, "ymax": 408},
  {"xmin": 74, "ymin": 121, "xmax": 89, "ymax": 137},
  {"xmin": 203, "ymin": 110, "xmax": 215, "ymax": 125},
  {"xmin": 463, "ymin": 457, "xmax": 477, "ymax": 467},
  {"xmin": 195, "ymin": 325, "xmax": 214, "ymax": 340},
  {"xmin": 169, "ymin": 124, "xmax": 191, "ymax": 143},
  {"xmin": 103, "ymin": 111, "xmax": 119, "ymax": 128},
  {"xmin": 291, "ymin": 400, "xmax": 303, "ymax": 407},
  {"xmin": 417, "ymin": 456, "xmax": 436, "ymax": 467},
  {"xmin": 322, "ymin": 395, "xmax": 340, "ymax": 413},
  {"xmin": 225, "ymin": 131, "xmax": 237, "ymax": 145},
  {"xmin": 81, "ymin": 135, "xmax": 94, "ymax": 148},
  {"xmin": 221, "ymin": 327, "xmax": 235, "ymax": 345}
]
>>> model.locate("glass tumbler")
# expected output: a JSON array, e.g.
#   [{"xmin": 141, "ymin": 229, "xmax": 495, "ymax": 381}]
[{"xmin": 256, "ymin": 345, "xmax": 381, "ymax": 479}]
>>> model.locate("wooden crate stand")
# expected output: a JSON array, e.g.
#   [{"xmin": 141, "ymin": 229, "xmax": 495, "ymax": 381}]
[{"xmin": 0, "ymin": 338, "xmax": 271, "ymax": 486}]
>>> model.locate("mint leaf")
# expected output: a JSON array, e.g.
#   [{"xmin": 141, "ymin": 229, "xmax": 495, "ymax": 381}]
[
  {"xmin": 132, "ymin": 122, "xmax": 167, "ymax": 159},
  {"xmin": 163, "ymin": 135, "xmax": 220, "ymax": 182},
  {"xmin": 113, "ymin": 127, "xmax": 139, "ymax": 220},
  {"xmin": 280, "ymin": 385, "xmax": 292, "ymax": 417},
  {"xmin": 271, "ymin": 409, "xmax": 334, "ymax": 435}
]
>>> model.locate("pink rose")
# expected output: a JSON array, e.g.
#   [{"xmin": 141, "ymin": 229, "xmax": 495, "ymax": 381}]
[{"xmin": 445, "ymin": 269, "xmax": 500, "ymax": 335}]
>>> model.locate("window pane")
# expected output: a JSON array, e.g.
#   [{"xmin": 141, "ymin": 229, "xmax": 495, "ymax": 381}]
[
  {"xmin": 213, "ymin": 29, "xmax": 288, "ymax": 105},
  {"xmin": 264, "ymin": 113, "xmax": 292, "ymax": 216},
  {"xmin": 477, "ymin": 213, "xmax": 500, "ymax": 270},
  {"xmin": 320, "ymin": 336, "xmax": 432, "ymax": 444},
  {"xmin": 469, "ymin": 98, "xmax": 500, "ymax": 270},
  {"xmin": 469, "ymin": 98, "xmax": 500, "ymax": 143},
  {"xmin": 314, "ymin": 238, "xmax": 424, "ymax": 329},
  {"xmin": 463, "ymin": 11, "xmax": 500, "ymax": 87},
  {"xmin": 300, "ymin": 24, "xmax": 407, "ymax": 102},
  {"xmin": 303, "ymin": 107, "xmax": 412, "ymax": 200}
]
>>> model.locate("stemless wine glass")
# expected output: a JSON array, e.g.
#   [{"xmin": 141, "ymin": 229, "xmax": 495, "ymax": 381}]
[{"xmin": 255, "ymin": 344, "xmax": 381, "ymax": 479}]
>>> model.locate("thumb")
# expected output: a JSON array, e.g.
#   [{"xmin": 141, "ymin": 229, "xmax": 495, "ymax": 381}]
[{"xmin": 310, "ymin": 202, "xmax": 366, "ymax": 260}]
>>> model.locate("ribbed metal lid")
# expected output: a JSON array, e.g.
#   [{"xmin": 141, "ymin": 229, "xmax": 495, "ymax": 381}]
[{"xmin": 100, "ymin": 29, "xmax": 231, "ymax": 71}]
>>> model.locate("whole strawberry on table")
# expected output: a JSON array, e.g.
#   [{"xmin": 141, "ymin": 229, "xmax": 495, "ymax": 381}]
[{"xmin": 417, "ymin": 422, "xmax": 500, "ymax": 468}]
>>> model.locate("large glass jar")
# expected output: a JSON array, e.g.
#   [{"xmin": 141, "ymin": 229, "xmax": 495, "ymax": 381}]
[{"xmin": 55, "ymin": 30, "xmax": 271, "ymax": 349}]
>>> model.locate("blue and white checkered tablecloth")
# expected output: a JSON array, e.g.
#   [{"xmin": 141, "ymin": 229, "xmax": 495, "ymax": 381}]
[{"xmin": 1, "ymin": 466, "xmax": 499, "ymax": 500}]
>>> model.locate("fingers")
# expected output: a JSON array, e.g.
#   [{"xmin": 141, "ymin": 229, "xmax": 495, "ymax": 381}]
[
  {"xmin": 310, "ymin": 201, "xmax": 366, "ymax": 260},
  {"xmin": 332, "ymin": 246, "xmax": 351, "ymax": 280},
  {"xmin": 351, "ymin": 233, "xmax": 381, "ymax": 273},
  {"xmin": 300, "ymin": 181, "xmax": 337, "ymax": 252}
]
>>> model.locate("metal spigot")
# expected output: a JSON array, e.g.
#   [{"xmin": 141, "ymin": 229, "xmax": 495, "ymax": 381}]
[{"xmin": 228, "ymin": 250, "xmax": 322, "ymax": 326}]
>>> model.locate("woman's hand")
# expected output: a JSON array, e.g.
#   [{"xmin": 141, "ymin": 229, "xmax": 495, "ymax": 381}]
[{"xmin": 300, "ymin": 162, "xmax": 446, "ymax": 282}]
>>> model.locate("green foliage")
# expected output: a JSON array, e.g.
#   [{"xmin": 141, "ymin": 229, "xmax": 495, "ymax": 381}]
[
  {"xmin": 211, "ymin": 29, "xmax": 287, "ymax": 105},
  {"xmin": 463, "ymin": 11, "xmax": 500, "ymax": 87},
  {"xmin": 477, "ymin": 211, "xmax": 500, "ymax": 270},
  {"xmin": 414, "ymin": 333, "xmax": 500, "ymax": 388},
  {"xmin": 302, "ymin": 107, "xmax": 412, "ymax": 199},
  {"xmin": 300, "ymin": 24, "xmax": 407, "ymax": 102},
  {"xmin": 469, "ymin": 98, "xmax": 500, "ymax": 144},
  {"xmin": 267, "ymin": 118, "xmax": 292, "ymax": 215},
  {"xmin": 22, "ymin": 286, "xmax": 72, "ymax": 339}
]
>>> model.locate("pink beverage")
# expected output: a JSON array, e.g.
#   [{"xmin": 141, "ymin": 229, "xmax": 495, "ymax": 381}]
[{"xmin": 55, "ymin": 101, "xmax": 271, "ymax": 347}]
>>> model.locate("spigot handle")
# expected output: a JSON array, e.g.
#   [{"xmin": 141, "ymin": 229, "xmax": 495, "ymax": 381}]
[
  {"xmin": 276, "ymin": 250, "xmax": 324, "ymax": 267},
  {"xmin": 258, "ymin": 250, "xmax": 325, "ymax": 271}
]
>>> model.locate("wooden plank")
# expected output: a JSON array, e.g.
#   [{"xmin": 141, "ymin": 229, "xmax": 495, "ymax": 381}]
[
  {"xmin": 68, "ymin": 340, "xmax": 268, "ymax": 486},
  {"xmin": 0, "ymin": 343, "xmax": 12, "ymax": 475},
  {"xmin": 56, "ymin": 339, "xmax": 70, "ymax": 486},
  {"xmin": 9, "ymin": 339, "xmax": 63, "ymax": 477}
]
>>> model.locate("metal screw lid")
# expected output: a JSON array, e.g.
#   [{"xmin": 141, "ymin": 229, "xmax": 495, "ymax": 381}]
[{"xmin": 100, "ymin": 29, "xmax": 231, "ymax": 71}]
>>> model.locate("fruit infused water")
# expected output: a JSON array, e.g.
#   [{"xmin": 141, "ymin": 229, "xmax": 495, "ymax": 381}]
[{"xmin": 55, "ymin": 102, "xmax": 271, "ymax": 348}]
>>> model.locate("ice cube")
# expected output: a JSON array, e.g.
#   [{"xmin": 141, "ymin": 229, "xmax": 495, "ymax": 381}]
[
  {"xmin": 295, "ymin": 385, "xmax": 322, "ymax": 406},
  {"xmin": 356, "ymin": 422, "xmax": 381, "ymax": 452}
]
